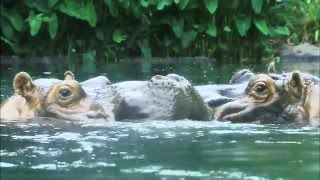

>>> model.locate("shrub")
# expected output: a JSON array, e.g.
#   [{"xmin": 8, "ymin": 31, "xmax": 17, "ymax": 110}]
[{"xmin": 0, "ymin": 0, "xmax": 318, "ymax": 63}]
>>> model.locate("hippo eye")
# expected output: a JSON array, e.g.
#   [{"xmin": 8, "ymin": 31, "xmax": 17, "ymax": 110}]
[
  {"xmin": 59, "ymin": 88, "xmax": 72, "ymax": 98},
  {"xmin": 254, "ymin": 83, "xmax": 267, "ymax": 93}
]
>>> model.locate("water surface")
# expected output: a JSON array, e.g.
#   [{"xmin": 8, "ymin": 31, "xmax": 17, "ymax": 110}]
[{"xmin": 1, "ymin": 120, "xmax": 319, "ymax": 180}]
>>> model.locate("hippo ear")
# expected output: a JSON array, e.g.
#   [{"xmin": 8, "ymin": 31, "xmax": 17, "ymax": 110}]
[
  {"xmin": 64, "ymin": 71, "xmax": 75, "ymax": 80},
  {"xmin": 13, "ymin": 72, "xmax": 37, "ymax": 98},
  {"xmin": 288, "ymin": 71, "xmax": 304, "ymax": 101}
]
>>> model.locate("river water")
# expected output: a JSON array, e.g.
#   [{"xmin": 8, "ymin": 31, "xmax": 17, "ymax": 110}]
[{"xmin": 1, "ymin": 57, "xmax": 319, "ymax": 179}]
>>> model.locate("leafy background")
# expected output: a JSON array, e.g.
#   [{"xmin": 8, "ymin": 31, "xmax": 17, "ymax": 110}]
[{"xmin": 1, "ymin": 0, "xmax": 319, "ymax": 64}]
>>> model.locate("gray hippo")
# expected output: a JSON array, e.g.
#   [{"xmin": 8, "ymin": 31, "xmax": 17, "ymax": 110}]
[
  {"xmin": 211, "ymin": 70, "xmax": 320, "ymax": 125},
  {"xmin": 0, "ymin": 71, "xmax": 213, "ymax": 122}
]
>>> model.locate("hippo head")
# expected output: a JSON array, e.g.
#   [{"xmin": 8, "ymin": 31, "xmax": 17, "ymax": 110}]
[
  {"xmin": 41, "ymin": 72, "xmax": 113, "ymax": 122},
  {"xmin": 0, "ymin": 71, "xmax": 113, "ymax": 122},
  {"xmin": 214, "ymin": 71, "xmax": 319, "ymax": 124}
]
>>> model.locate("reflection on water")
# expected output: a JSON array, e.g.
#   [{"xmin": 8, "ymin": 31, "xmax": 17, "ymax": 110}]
[{"xmin": 1, "ymin": 120, "xmax": 319, "ymax": 179}]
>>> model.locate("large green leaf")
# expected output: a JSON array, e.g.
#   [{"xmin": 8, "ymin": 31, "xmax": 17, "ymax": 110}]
[
  {"xmin": 206, "ymin": 23, "xmax": 217, "ymax": 37},
  {"xmin": 112, "ymin": 29, "xmax": 127, "ymax": 43},
  {"xmin": 251, "ymin": 0, "xmax": 263, "ymax": 14},
  {"xmin": 253, "ymin": 17, "xmax": 269, "ymax": 35},
  {"xmin": 273, "ymin": 26, "xmax": 290, "ymax": 35},
  {"xmin": 1, "ymin": 18, "xmax": 13, "ymax": 40},
  {"xmin": 137, "ymin": 39, "xmax": 152, "ymax": 57},
  {"xmin": 48, "ymin": 13, "xmax": 58, "ymax": 39},
  {"xmin": 8, "ymin": 13, "xmax": 23, "ymax": 31},
  {"xmin": 170, "ymin": 17, "xmax": 184, "ymax": 38},
  {"xmin": 1, "ymin": 8, "xmax": 23, "ymax": 32},
  {"xmin": 104, "ymin": 0, "xmax": 119, "ymax": 17},
  {"xmin": 181, "ymin": 30, "xmax": 197, "ymax": 48},
  {"xmin": 204, "ymin": 0, "xmax": 218, "ymax": 14},
  {"xmin": 234, "ymin": 15, "xmax": 251, "ymax": 36},
  {"xmin": 27, "ymin": 11, "xmax": 42, "ymax": 36},
  {"xmin": 59, "ymin": 0, "xmax": 97, "ymax": 27}
]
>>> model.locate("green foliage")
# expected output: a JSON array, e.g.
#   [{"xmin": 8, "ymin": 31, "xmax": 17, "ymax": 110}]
[
  {"xmin": 0, "ymin": 0, "xmax": 319, "ymax": 63},
  {"xmin": 251, "ymin": 0, "xmax": 263, "ymax": 14}
]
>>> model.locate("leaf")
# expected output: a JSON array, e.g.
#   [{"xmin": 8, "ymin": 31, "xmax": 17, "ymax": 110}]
[
  {"xmin": 8, "ymin": 13, "xmax": 23, "ymax": 31},
  {"xmin": 233, "ymin": 15, "xmax": 251, "ymax": 36},
  {"xmin": 48, "ymin": 0, "xmax": 58, "ymax": 7},
  {"xmin": 112, "ymin": 29, "xmax": 127, "ymax": 43},
  {"xmin": 1, "ymin": 18, "xmax": 13, "ymax": 40},
  {"xmin": 178, "ymin": 0, "xmax": 189, "ymax": 9},
  {"xmin": 130, "ymin": 0, "xmax": 142, "ymax": 18},
  {"xmin": 140, "ymin": 0, "xmax": 149, "ymax": 7},
  {"xmin": 104, "ymin": 0, "xmax": 119, "ymax": 17},
  {"xmin": 204, "ymin": 0, "xmax": 218, "ymax": 14},
  {"xmin": 273, "ymin": 26, "xmax": 290, "ymax": 35},
  {"xmin": 137, "ymin": 39, "xmax": 152, "ymax": 57},
  {"xmin": 251, "ymin": 0, "xmax": 263, "ymax": 14},
  {"xmin": 157, "ymin": 0, "xmax": 172, "ymax": 10},
  {"xmin": 253, "ymin": 17, "xmax": 269, "ymax": 35},
  {"xmin": 59, "ymin": 0, "xmax": 97, "ymax": 27},
  {"xmin": 27, "ymin": 11, "xmax": 42, "ymax": 36},
  {"xmin": 315, "ymin": 29, "xmax": 319, "ymax": 42},
  {"xmin": 206, "ymin": 23, "xmax": 217, "ymax": 37},
  {"xmin": 48, "ymin": 13, "xmax": 58, "ymax": 39},
  {"xmin": 171, "ymin": 17, "xmax": 184, "ymax": 38},
  {"xmin": 174, "ymin": 0, "xmax": 180, "ymax": 3},
  {"xmin": 119, "ymin": 0, "xmax": 130, "ymax": 9},
  {"xmin": 181, "ymin": 30, "xmax": 197, "ymax": 48}
]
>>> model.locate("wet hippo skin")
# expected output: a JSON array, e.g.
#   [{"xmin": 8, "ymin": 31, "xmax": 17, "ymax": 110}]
[
  {"xmin": 213, "ymin": 71, "xmax": 320, "ymax": 125},
  {"xmin": 1, "ymin": 72, "xmax": 213, "ymax": 122}
]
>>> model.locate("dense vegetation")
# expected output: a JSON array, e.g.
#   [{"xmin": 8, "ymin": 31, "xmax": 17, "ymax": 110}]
[{"xmin": 1, "ymin": 0, "xmax": 319, "ymax": 64}]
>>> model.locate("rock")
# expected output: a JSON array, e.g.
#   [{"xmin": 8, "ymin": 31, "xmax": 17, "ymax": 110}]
[{"xmin": 279, "ymin": 43, "xmax": 320, "ymax": 73}]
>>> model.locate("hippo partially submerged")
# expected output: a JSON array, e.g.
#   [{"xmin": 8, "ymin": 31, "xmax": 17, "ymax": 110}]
[
  {"xmin": 212, "ymin": 70, "xmax": 320, "ymax": 125},
  {"xmin": 0, "ymin": 71, "xmax": 213, "ymax": 122},
  {"xmin": 1, "ymin": 70, "xmax": 318, "ymax": 125}
]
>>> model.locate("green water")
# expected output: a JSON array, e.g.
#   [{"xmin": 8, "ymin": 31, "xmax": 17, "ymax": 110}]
[{"xmin": 1, "ymin": 57, "xmax": 319, "ymax": 180}]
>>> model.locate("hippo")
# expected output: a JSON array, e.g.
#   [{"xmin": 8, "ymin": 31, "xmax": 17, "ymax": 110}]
[
  {"xmin": 212, "ymin": 70, "xmax": 320, "ymax": 125},
  {"xmin": 0, "ymin": 71, "xmax": 213, "ymax": 122},
  {"xmin": 0, "ymin": 71, "xmax": 113, "ymax": 122}
]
